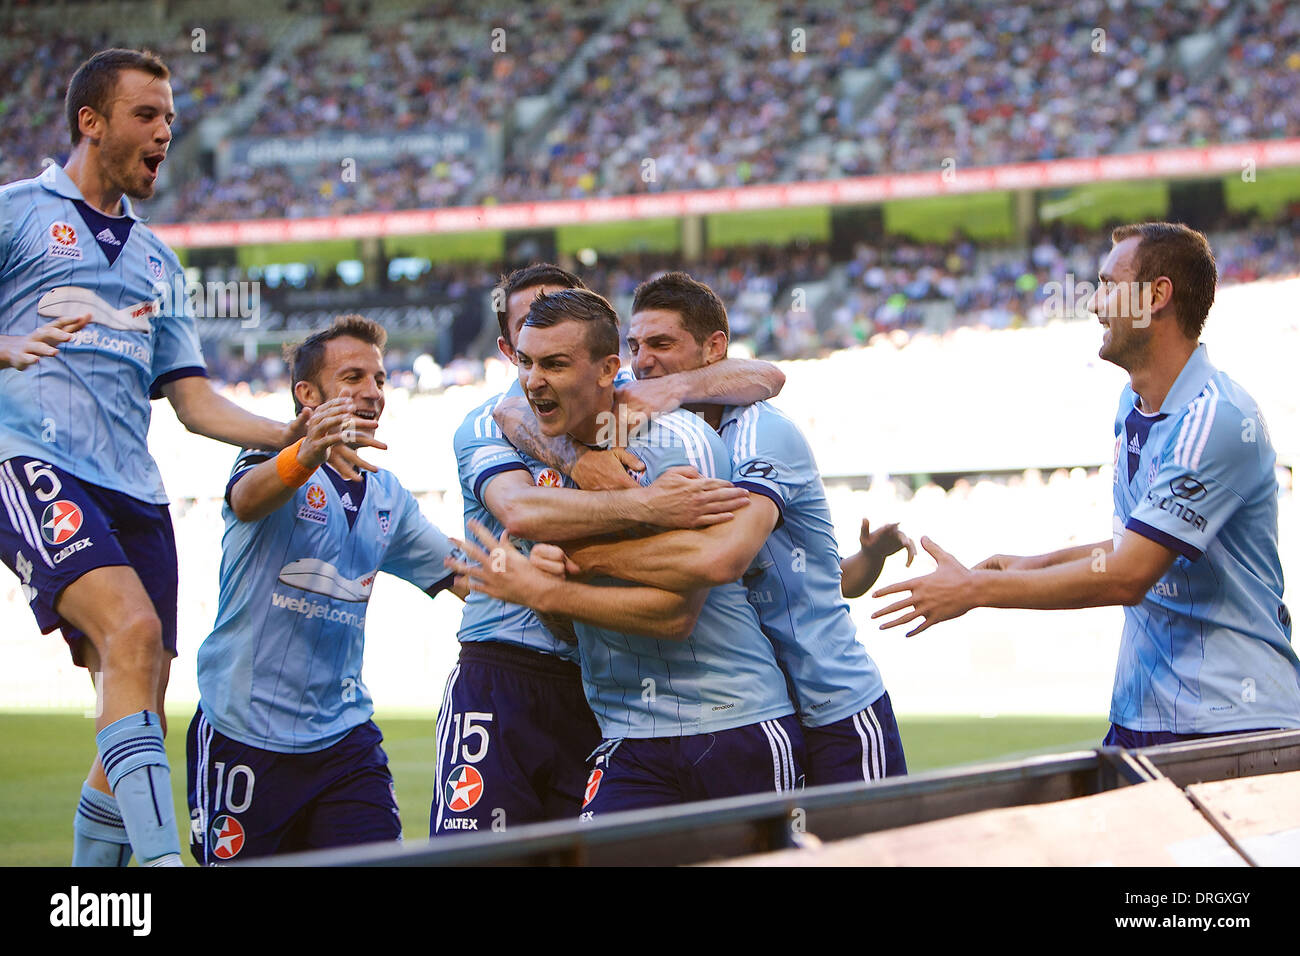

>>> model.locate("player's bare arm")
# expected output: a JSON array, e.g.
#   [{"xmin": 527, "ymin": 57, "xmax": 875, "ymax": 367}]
[
  {"xmin": 567, "ymin": 494, "xmax": 780, "ymax": 592},
  {"xmin": 974, "ymin": 540, "xmax": 1115, "ymax": 572},
  {"xmin": 483, "ymin": 464, "xmax": 749, "ymax": 542},
  {"xmin": 449, "ymin": 521, "xmax": 706, "ymax": 641},
  {"xmin": 841, "ymin": 518, "xmax": 917, "ymax": 599},
  {"xmin": 491, "ymin": 395, "xmax": 646, "ymax": 490},
  {"xmin": 0, "ymin": 314, "xmax": 91, "ymax": 370},
  {"xmin": 871, "ymin": 531, "xmax": 1177, "ymax": 637},
  {"xmin": 614, "ymin": 357, "xmax": 785, "ymax": 420},
  {"xmin": 161, "ymin": 375, "xmax": 310, "ymax": 451},
  {"xmin": 227, "ymin": 397, "xmax": 384, "ymax": 522}
]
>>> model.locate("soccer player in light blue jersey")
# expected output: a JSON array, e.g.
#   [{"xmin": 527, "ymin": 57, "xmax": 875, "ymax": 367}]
[
  {"xmin": 539, "ymin": 273, "xmax": 913, "ymax": 785},
  {"xmin": 452, "ymin": 288, "xmax": 805, "ymax": 815},
  {"xmin": 0, "ymin": 50, "xmax": 310, "ymax": 867},
  {"xmin": 433, "ymin": 264, "xmax": 790, "ymax": 834},
  {"xmin": 874, "ymin": 222, "xmax": 1300, "ymax": 744},
  {"xmin": 187, "ymin": 315, "xmax": 464, "ymax": 862}
]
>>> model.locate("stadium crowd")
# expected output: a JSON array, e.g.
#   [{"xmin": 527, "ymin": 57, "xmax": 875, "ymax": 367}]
[{"xmin": 4, "ymin": 0, "xmax": 1286, "ymax": 220}]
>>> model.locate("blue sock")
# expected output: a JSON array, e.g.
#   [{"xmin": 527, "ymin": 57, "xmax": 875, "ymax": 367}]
[
  {"xmin": 96, "ymin": 710, "xmax": 181, "ymax": 865},
  {"xmin": 72, "ymin": 782, "xmax": 132, "ymax": 867}
]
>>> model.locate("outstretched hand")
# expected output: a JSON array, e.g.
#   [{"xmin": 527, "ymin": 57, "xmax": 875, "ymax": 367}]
[
  {"xmin": 860, "ymin": 518, "xmax": 916, "ymax": 566},
  {"xmin": 871, "ymin": 537, "xmax": 976, "ymax": 637}
]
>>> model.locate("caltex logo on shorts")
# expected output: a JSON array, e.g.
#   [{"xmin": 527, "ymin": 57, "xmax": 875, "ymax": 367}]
[
  {"xmin": 445, "ymin": 764, "xmax": 484, "ymax": 812},
  {"xmin": 41, "ymin": 500, "xmax": 83, "ymax": 545},
  {"xmin": 210, "ymin": 814, "xmax": 245, "ymax": 860}
]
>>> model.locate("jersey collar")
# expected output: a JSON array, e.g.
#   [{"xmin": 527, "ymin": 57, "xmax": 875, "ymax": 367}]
[
  {"xmin": 1156, "ymin": 344, "xmax": 1216, "ymax": 415},
  {"xmin": 39, "ymin": 164, "xmax": 142, "ymax": 222}
]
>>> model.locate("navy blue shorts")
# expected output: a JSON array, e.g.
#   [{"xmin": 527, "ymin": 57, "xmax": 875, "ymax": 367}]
[
  {"xmin": 1103, "ymin": 723, "xmax": 1280, "ymax": 749},
  {"xmin": 803, "ymin": 691, "xmax": 908, "ymax": 787},
  {"xmin": 186, "ymin": 706, "xmax": 400, "ymax": 864},
  {"xmin": 579, "ymin": 714, "xmax": 806, "ymax": 820},
  {"xmin": 0, "ymin": 455, "xmax": 178, "ymax": 666},
  {"xmin": 431, "ymin": 641, "xmax": 600, "ymax": 836}
]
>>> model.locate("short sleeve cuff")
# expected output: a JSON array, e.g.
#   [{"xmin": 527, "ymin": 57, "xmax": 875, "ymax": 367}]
[
  {"xmin": 150, "ymin": 365, "xmax": 207, "ymax": 399},
  {"xmin": 472, "ymin": 461, "xmax": 531, "ymax": 502},
  {"xmin": 1126, "ymin": 517, "xmax": 1202, "ymax": 561},
  {"xmin": 735, "ymin": 480, "xmax": 785, "ymax": 531}
]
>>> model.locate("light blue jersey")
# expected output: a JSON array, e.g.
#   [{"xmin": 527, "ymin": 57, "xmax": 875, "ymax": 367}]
[
  {"xmin": 197, "ymin": 451, "xmax": 456, "ymax": 753},
  {"xmin": 518, "ymin": 408, "xmax": 795, "ymax": 739},
  {"xmin": 453, "ymin": 393, "xmax": 580, "ymax": 663},
  {"xmin": 1111, "ymin": 344, "xmax": 1299, "ymax": 733},
  {"xmin": 719, "ymin": 401, "xmax": 886, "ymax": 727},
  {"xmin": 0, "ymin": 165, "xmax": 205, "ymax": 504}
]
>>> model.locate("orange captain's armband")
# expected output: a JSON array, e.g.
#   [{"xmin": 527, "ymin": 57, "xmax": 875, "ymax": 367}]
[{"xmin": 276, "ymin": 439, "xmax": 313, "ymax": 488}]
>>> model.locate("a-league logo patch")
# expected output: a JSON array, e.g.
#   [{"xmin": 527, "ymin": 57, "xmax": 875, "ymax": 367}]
[
  {"xmin": 377, "ymin": 510, "xmax": 391, "ymax": 534},
  {"xmin": 535, "ymin": 467, "xmax": 563, "ymax": 487},
  {"xmin": 148, "ymin": 255, "xmax": 165, "ymax": 280},
  {"xmin": 445, "ymin": 765, "xmax": 484, "ymax": 812},
  {"xmin": 305, "ymin": 484, "xmax": 328, "ymax": 510},
  {"xmin": 40, "ymin": 500, "xmax": 83, "ymax": 545},
  {"xmin": 210, "ymin": 814, "xmax": 245, "ymax": 860},
  {"xmin": 47, "ymin": 221, "xmax": 83, "ymax": 260},
  {"xmin": 582, "ymin": 768, "xmax": 603, "ymax": 808}
]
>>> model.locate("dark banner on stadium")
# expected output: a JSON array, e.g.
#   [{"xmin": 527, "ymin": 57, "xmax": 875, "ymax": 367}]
[{"xmin": 221, "ymin": 127, "xmax": 494, "ymax": 170}]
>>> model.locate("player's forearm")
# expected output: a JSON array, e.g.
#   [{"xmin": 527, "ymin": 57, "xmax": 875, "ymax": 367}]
[
  {"xmin": 840, "ymin": 550, "xmax": 886, "ymax": 599},
  {"xmin": 492, "ymin": 397, "xmax": 582, "ymax": 475},
  {"xmin": 497, "ymin": 485, "xmax": 651, "ymax": 541},
  {"xmin": 673, "ymin": 357, "xmax": 785, "ymax": 405},
  {"xmin": 1017, "ymin": 540, "xmax": 1114, "ymax": 571},
  {"xmin": 533, "ymin": 577, "xmax": 704, "ymax": 641},
  {"xmin": 569, "ymin": 529, "xmax": 739, "ymax": 591},
  {"xmin": 973, "ymin": 554, "xmax": 1146, "ymax": 611},
  {"xmin": 228, "ymin": 457, "xmax": 302, "ymax": 523},
  {"xmin": 167, "ymin": 380, "xmax": 288, "ymax": 450}
]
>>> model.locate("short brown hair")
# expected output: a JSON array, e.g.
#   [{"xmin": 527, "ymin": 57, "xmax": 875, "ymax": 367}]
[
  {"xmin": 495, "ymin": 263, "xmax": 587, "ymax": 346},
  {"xmin": 1110, "ymin": 222, "xmax": 1217, "ymax": 339},
  {"xmin": 631, "ymin": 272, "xmax": 729, "ymax": 345},
  {"xmin": 284, "ymin": 314, "xmax": 387, "ymax": 413},
  {"xmin": 522, "ymin": 289, "xmax": 620, "ymax": 360},
  {"xmin": 66, "ymin": 48, "xmax": 170, "ymax": 147}
]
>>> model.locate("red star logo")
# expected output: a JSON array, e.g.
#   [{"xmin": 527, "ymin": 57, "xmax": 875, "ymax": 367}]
[
  {"xmin": 41, "ymin": 501, "xmax": 83, "ymax": 545},
  {"xmin": 210, "ymin": 814, "xmax": 245, "ymax": 860},
  {"xmin": 445, "ymin": 765, "xmax": 484, "ymax": 812}
]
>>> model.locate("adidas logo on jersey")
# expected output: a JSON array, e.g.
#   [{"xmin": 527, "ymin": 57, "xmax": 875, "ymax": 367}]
[
  {"xmin": 95, "ymin": 227, "xmax": 121, "ymax": 246},
  {"xmin": 1128, "ymin": 433, "xmax": 1142, "ymax": 454}
]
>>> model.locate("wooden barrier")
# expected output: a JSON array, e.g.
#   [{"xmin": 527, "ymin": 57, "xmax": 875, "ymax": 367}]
[{"xmin": 717, "ymin": 779, "xmax": 1246, "ymax": 867}]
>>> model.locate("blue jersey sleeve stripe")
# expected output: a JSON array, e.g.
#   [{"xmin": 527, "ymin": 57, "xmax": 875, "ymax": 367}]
[
  {"xmin": 424, "ymin": 570, "xmax": 456, "ymax": 597},
  {"xmin": 472, "ymin": 460, "xmax": 530, "ymax": 502},
  {"xmin": 1126, "ymin": 517, "xmax": 1203, "ymax": 562},
  {"xmin": 149, "ymin": 365, "xmax": 206, "ymax": 399},
  {"xmin": 735, "ymin": 480, "xmax": 785, "ymax": 531}
]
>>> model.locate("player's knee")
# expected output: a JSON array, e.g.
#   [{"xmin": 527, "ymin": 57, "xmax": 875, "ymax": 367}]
[{"xmin": 100, "ymin": 608, "xmax": 164, "ymax": 672}]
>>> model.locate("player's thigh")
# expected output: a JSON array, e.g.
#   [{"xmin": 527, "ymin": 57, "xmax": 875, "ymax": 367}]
[
  {"xmin": 805, "ymin": 693, "xmax": 908, "ymax": 786},
  {"xmin": 186, "ymin": 707, "xmax": 300, "ymax": 865},
  {"xmin": 578, "ymin": 738, "xmax": 681, "ymax": 821},
  {"xmin": 431, "ymin": 660, "xmax": 549, "ymax": 836},
  {"xmin": 682, "ymin": 716, "xmax": 807, "ymax": 802},
  {"xmin": 540, "ymin": 678, "xmax": 602, "ymax": 821},
  {"xmin": 300, "ymin": 765, "xmax": 401, "ymax": 851}
]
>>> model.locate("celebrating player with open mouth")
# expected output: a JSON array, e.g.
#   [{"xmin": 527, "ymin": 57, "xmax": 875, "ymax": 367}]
[{"xmin": 0, "ymin": 49, "xmax": 310, "ymax": 868}]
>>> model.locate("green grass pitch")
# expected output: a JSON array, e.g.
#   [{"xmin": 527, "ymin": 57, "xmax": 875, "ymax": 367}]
[{"xmin": 0, "ymin": 709, "xmax": 1109, "ymax": 865}]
